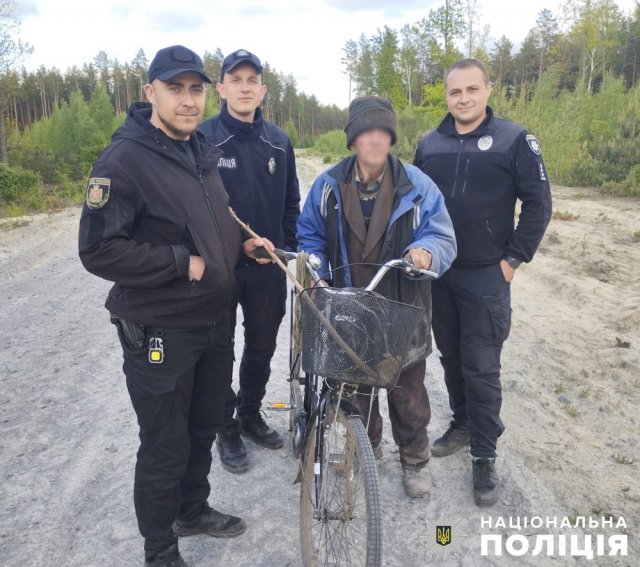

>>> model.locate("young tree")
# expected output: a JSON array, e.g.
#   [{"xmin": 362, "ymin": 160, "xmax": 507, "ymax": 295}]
[
  {"xmin": 373, "ymin": 26, "xmax": 406, "ymax": 107},
  {"xmin": 356, "ymin": 34, "xmax": 376, "ymax": 95},
  {"xmin": 399, "ymin": 24, "xmax": 420, "ymax": 106},
  {"xmin": 533, "ymin": 9, "xmax": 560, "ymax": 79},
  {"xmin": 489, "ymin": 36, "xmax": 514, "ymax": 88},
  {"xmin": 464, "ymin": 0, "xmax": 490, "ymax": 58},
  {"xmin": 425, "ymin": 0, "xmax": 465, "ymax": 78},
  {"xmin": 0, "ymin": 0, "xmax": 32, "ymax": 162},
  {"xmin": 341, "ymin": 39, "xmax": 358, "ymax": 103}
]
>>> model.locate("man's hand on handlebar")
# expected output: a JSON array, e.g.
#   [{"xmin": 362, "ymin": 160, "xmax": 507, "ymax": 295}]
[
  {"xmin": 243, "ymin": 237, "xmax": 276, "ymax": 264},
  {"xmin": 404, "ymin": 248, "xmax": 432, "ymax": 270}
]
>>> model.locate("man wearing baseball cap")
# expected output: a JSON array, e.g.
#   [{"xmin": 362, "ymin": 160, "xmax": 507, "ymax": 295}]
[
  {"xmin": 79, "ymin": 45, "xmax": 275, "ymax": 566},
  {"xmin": 297, "ymin": 96, "xmax": 456, "ymax": 498},
  {"xmin": 199, "ymin": 50, "xmax": 300, "ymax": 474}
]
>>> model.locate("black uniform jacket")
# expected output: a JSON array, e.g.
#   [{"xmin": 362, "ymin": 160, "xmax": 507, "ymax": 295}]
[
  {"xmin": 414, "ymin": 107, "xmax": 552, "ymax": 267},
  {"xmin": 79, "ymin": 103, "xmax": 241, "ymax": 328},
  {"xmin": 198, "ymin": 103, "xmax": 300, "ymax": 253}
]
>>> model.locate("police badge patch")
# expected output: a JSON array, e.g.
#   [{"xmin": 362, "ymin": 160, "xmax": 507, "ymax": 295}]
[
  {"xmin": 268, "ymin": 157, "xmax": 276, "ymax": 175},
  {"xmin": 86, "ymin": 178, "xmax": 111, "ymax": 209},
  {"xmin": 478, "ymin": 135, "xmax": 493, "ymax": 151},
  {"xmin": 526, "ymin": 134, "xmax": 541, "ymax": 155}
]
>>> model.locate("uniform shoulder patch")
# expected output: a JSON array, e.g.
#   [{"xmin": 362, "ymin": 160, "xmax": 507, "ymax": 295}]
[
  {"xmin": 526, "ymin": 134, "xmax": 541, "ymax": 155},
  {"xmin": 86, "ymin": 177, "xmax": 111, "ymax": 209}
]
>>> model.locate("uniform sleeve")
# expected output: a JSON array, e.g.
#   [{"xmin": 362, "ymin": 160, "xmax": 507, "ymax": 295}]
[
  {"xmin": 412, "ymin": 141, "xmax": 423, "ymax": 168},
  {"xmin": 296, "ymin": 177, "xmax": 330, "ymax": 276},
  {"xmin": 403, "ymin": 173, "xmax": 457, "ymax": 277},
  {"xmin": 505, "ymin": 132, "xmax": 553, "ymax": 263},
  {"xmin": 283, "ymin": 140, "xmax": 301, "ymax": 252},
  {"xmin": 78, "ymin": 160, "xmax": 191, "ymax": 287}
]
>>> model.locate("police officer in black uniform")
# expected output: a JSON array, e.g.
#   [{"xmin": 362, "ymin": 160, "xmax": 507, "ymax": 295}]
[
  {"xmin": 413, "ymin": 58, "xmax": 552, "ymax": 507},
  {"xmin": 199, "ymin": 49, "xmax": 300, "ymax": 473},
  {"xmin": 78, "ymin": 45, "xmax": 273, "ymax": 567}
]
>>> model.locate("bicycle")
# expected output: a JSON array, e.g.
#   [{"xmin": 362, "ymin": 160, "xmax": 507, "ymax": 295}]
[{"xmin": 279, "ymin": 251, "xmax": 437, "ymax": 567}]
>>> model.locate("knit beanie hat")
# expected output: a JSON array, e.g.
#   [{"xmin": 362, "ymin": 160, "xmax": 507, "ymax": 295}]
[{"xmin": 344, "ymin": 96, "xmax": 397, "ymax": 149}]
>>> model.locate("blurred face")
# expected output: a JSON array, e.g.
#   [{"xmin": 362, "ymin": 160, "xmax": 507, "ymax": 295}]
[
  {"xmin": 445, "ymin": 66, "xmax": 493, "ymax": 134},
  {"xmin": 144, "ymin": 72, "xmax": 206, "ymax": 140},
  {"xmin": 216, "ymin": 64, "xmax": 267, "ymax": 122},
  {"xmin": 351, "ymin": 129, "xmax": 391, "ymax": 173}
]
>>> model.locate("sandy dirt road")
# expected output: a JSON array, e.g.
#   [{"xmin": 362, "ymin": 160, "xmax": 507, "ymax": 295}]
[{"xmin": 0, "ymin": 151, "xmax": 637, "ymax": 566}]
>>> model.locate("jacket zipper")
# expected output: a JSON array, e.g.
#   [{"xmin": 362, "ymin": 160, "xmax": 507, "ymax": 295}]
[
  {"xmin": 451, "ymin": 138, "xmax": 464, "ymax": 199},
  {"xmin": 485, "ymin": 218, "xmax": 494, "ymax": 237},
  {"xmin": 461, "ymin": 158, "xmax": 470, "ymax": 194},
  {"xmin": 197, "ymin": 167, "xmax": 232, "ymax": 289}
]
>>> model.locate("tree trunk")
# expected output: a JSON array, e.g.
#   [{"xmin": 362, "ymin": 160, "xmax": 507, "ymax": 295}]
[{"xmin": 0, "ymin": 105, "xmax": 8, "ymax": 164}]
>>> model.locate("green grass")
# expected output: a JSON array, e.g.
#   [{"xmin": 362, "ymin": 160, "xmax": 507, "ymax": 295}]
[
  {"xmin": 610, "ymin": 453, "xmax": 634, "ymax": 465},
  {"xmin": 553, "ymin": 210, "xmax": 580, "ymax": 221}
]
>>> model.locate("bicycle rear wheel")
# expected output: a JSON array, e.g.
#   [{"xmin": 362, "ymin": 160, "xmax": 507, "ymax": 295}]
[{"xmin": 300, "ymin": 402, "xmax": 382, "ymax": 566}]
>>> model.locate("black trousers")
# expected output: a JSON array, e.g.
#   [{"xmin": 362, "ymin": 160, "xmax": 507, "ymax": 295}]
[
  {"xmin": 353, "ymin": 360, "xmax": 431, "ymax": 467},
  {"xmin": 431, "ymin": 263, "xmax": 511, "ymax": 459},
  {"xmin": 223, "ymin": 263, "xmax": 287, "ymax": 430},
  {"xmin": 117, "ymin": 316, "xmax": 233, "ymax": 559}
]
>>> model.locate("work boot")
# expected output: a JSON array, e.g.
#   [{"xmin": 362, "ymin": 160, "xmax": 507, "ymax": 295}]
[
  {"xmin": 239, "ymin": 412, "xmax": 284, "ymax": 449},
  {"xmin": 472, "ymin": 458, "xmax": 499, "ymax": 507},
  {"xmin": 216, "ymin": 429, "xmax": 249, "ymax": 473},
  {"xmin": 431, "ymin": 421, "xmax": 470, "ymax": 457},
  {"xmin": 144, "ymin": 545, "xmax": 187, "ymax": 566},
  {"xmin": 402, "ymin": 464, "xmax": 432, "ymax": 498},
  {"xmin": 173, "ymin": 503, "xmax": 247, "ymax": 538}
]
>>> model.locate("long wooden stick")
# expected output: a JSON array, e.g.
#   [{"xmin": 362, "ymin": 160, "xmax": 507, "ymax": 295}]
[{"xmin": 229, "ymin": 207, "xmax": 379, "ymax": 380}]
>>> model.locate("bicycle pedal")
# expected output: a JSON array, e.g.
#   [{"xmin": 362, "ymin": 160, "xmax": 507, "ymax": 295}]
[{"xmin": 267, "ymin": 401, "xmax": 291, "ymax": 411}]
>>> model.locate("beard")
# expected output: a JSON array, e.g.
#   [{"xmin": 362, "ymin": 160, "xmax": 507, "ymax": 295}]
[{"xmin": 158, "ymin": 114, "xmax": 198, "ymax": 140}]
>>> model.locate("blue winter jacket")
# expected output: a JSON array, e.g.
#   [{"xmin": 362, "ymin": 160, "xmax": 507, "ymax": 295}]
[{"xmin": 297, "ymin": 155, "xmax": 457, "ymax": 358}]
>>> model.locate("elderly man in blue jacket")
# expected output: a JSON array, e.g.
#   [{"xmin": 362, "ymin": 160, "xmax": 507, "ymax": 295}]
[{"xmin": 297, "ymin": 96, "xmax": 457, "ymax": 498}]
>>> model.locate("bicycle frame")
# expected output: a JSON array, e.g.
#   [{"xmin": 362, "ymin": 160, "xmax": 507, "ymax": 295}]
[{"xmin": 282, "ymin": 250, "xmax": 437, "ymax": 566}]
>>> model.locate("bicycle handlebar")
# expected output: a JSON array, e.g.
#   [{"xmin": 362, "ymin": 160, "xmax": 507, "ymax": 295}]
[{"xmin": 256, "ymin": 248, "xmax": 438, "ymax": 291}]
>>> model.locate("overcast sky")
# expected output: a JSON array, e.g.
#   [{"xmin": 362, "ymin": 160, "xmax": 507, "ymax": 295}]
[{"xmin": 13, "ymin": 0, "xmax": 639, "ymax": 108}]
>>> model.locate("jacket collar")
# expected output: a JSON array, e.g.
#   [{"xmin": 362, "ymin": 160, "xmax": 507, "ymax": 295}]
[
  {"xmin": 437, "ymin": 105, "xmax": 494, "ymax": 138},
  {"xmin": 119, "ymin": 102, "xmax": 220, "ymax": 170},
  {"xmin": 328, "ymin": 154, "xmax": 415, "ymax": 199},
  {"xmin": 220, "ymin": 102, "xmax": 264, "ymax": 140}
]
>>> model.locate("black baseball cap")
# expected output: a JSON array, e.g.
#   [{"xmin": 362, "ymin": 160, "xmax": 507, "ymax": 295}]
[
  {"xmin": 220, "ymin": 49, "xmax": 263, "ymax": 78},
  {"xmin": 148, "ymin": 45, "xmax": 211, "ymax": 84}
]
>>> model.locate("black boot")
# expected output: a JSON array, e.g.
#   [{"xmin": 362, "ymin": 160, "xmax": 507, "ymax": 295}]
[
  {"xmin": 144, "ymin": 544, "xmax": 188, "ymax": 566},
  {"xmin": 216, "ymin": 427, "xmax": 249, "ymax": 473},
  {"xmin": 239, "ymin": 411, "xmax": 283, "ymax": 449},
  {"xmin": 431, "ymin": 420, "xmax": 470, "ymax": 457},
  {"xmin": 174, "ymin": 503, "xmax": 247, "ymax": 538},
  {"xmin": 472, "ymin": 458, "xmax": 499, "ymax": 507}
]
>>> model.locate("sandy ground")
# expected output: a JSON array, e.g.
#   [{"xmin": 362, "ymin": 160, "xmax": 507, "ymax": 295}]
[{"xmin": 0, "ymin": 151, "xmax": 638, "ymax": 566}]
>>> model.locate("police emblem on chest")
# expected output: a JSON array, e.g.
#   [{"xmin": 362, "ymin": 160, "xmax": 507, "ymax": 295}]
[
  {"xmin": 478, "ymin": 135, "xmax": 493, "ymax": 151},
  {"xmin": 268, "ymin": 157, "xmax": 276, "ymax": 175},
  {"xmin": 86, "ymin": 178, "xmax": 111, "ymax": 209}
]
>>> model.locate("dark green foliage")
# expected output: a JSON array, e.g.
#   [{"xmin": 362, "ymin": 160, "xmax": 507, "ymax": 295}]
[{"xmin": 0, "ymin": 163, "xmax": 40, "ymax": 203}]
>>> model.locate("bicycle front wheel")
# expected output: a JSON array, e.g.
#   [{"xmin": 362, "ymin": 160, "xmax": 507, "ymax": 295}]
[{"xmin": 300, "ymin": 402, "xmax": 382, "ymax": 566}]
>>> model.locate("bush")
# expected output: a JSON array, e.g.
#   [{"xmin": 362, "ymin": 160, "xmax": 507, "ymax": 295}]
[
  {"xmin": 600, "ymin": 164, "xmax": 640, "ymax": 197},
  {"xmin": 283, "ymin": 120, "xmax": 299, "ymax": 147},
  {"xmin": 312, "ymin": 130, "xmax": 349, "ymax": 158},
  {"xmin": 0, "ymin": 164, "xmax": 42, "ymax": 204},
  {"xmin": 8, "ymin": 143, "xmax": 61, "ymax": 184}
]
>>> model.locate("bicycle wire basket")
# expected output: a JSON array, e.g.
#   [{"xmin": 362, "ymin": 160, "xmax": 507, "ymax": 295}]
[{"xmin": 300, "ymin": 286, "xmax": 428, "ymax": 388}]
